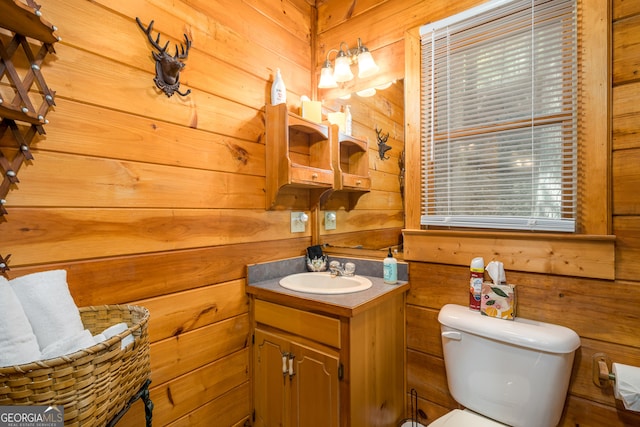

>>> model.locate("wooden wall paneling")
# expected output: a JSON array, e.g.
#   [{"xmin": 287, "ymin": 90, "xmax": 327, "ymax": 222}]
[
  {"xmin": 149, "ymin": 349, "xmax": 250, "ymax": 426},
  {"xmin": 316, "ymin": 0, "xmax": 388, "ymax": 33},
  {"xmin": 28, "ymin": 99, "xmax": 264, "ymax": 176},
  {"xmin": 2, "ymin": 209, "xmax": 305, "ymax": 266},
  {"xmin": 613, "ymin": 14, "xmax": 640, "ymax": 85},
  {"xmin": 162, "ymin": 382, "xmax": 252, "ymax": 427},
  {"xmin": 404, "ymin": 231, "xmax": 616, "ymax": 280},
  {"xmin": 406, "ymin": 348, "xmax": 458, "ymax": 410},
  {"xmin": 406, "ymin": 304, "xmax": 441, "ymax": 358},
  {"xmin": 613, "ymin": 217, "xmax": 640, "ymax": 280},
  {"xmin": 560, "ymin": 395, "xmax": 640, "ymax": 427},
  {"xmin": 409, "ymin": 262, "xmax": 640, "ymax": 349},
  {"xmin": 82, "ymin": 0, "xmax": 312, "ymax": 97},
  {"xmin": 133, "ymin": 279, "xmax": 249, "ymax": 342},
  {"xmin": 613, "ymin": 148, "xmax": 640, "ymax": 215},
  {"xmin": 613, "ymin": 0, "xmax": 640, "ymax": 21},
  {"xmin": 8, "ymin": 153, "xmax": 265, "ymax": 207},
  {"xmin": 150, "ymin": 314, "xmax": 249, "ymax": 385},
  {"xmin": 612, "ymin": 82, "xmax": 640, "ymax": 151},
  {"xmin": 7, "ymin": 238, "xmax": 309, "ymax": 305}
]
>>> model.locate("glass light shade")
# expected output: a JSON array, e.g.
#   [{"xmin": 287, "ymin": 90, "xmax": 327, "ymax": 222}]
[
  {"xmin": 357, "ymin": 50, "xmax": 379, "ymax": 79},
  {"xmin": 333, "ymin": 54, "xmax": 354, "ymax": 82},
  {"xmin": 356, "ymin": 87, "xmax": 376, "ymax": 97},
  {"xmin": 318, "ymin": 65, "xmax": 338, "ymax": 88}
]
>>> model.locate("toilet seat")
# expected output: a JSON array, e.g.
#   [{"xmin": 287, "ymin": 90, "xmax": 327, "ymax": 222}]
[{"xmin": 429, "ymin": 409, "xmax": 508, "ymax": 427}]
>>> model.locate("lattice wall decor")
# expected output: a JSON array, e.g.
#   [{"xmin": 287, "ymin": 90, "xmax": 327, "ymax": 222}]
[{"xmin": 0, "ymin": 0, "xmax": 59, "ymax": 272}]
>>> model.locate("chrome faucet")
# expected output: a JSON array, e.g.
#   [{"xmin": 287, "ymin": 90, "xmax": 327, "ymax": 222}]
[{"xmin": 329, "ymin": 260, "xmax": 356, "ymax": 277}]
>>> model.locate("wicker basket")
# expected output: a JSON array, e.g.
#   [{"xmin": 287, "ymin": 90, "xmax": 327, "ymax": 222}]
[{"xmin": 0, "ymin": 305, "xmax": 150, "ymax": 427}]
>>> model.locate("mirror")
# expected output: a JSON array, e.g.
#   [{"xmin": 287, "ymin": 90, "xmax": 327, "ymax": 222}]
[{"xmin": 318, "ymin": 79, "xmax": 405, "ymax": 256}]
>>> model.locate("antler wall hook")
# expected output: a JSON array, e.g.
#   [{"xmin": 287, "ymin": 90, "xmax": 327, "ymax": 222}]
[
  {"xmin": 376, "ymin": 127, "xmax": 391, "ymax": 160},
  {"xmin": 136, "ymin": 17, "xmax": 191, "ymax": 97}
]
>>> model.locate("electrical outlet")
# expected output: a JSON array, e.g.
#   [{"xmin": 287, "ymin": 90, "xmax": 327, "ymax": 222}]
[
  {"xmin": 324, "ymin": 211, "xmax": 337, "ymax": 230},
  {"xmin": 291, "ymin": 212, "xmax": 308, "ymax": 233}
]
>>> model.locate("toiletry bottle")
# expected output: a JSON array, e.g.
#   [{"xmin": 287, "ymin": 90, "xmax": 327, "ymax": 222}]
[
  {"xmin": 469, "ymin": 257, "xmax": 484, "ymax": 311},
  {"xmin": 383, "ymin": 247, "xmax": 397, "ymax": 284},
  {"xmin": 271, "ymin": 68, "xmax": 286, "ymax": 106},
  {"xmin": 344, "ymin": 105, "xmax": 352, "ymax": 136}
]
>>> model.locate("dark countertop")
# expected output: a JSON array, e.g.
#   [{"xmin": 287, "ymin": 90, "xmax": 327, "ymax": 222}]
[{"xmin": 246, "ymin": 255, "xmax": 409, "ymax": 318}]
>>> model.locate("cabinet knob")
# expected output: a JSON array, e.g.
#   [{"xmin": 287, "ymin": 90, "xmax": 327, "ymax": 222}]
[
  {"xmin": 355, "ymin": 180, "xmax": 362, "ymax": 186},
  {"xmin": 311, "ymin": 173, "xmax": 318, "ymax": 179}
]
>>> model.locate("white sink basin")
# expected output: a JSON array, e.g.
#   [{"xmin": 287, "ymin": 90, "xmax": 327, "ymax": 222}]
[{"xmin": 279, "ymin": 272, "xmax": 372, "ymax": 295}]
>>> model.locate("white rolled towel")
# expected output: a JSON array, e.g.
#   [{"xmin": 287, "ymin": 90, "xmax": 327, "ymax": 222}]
[
  {"xmin": 0, "ymin": 277, "xmax": 41, "ymax": 366},
  {"xmin": 41, "ymin": 329, "xmax": 96, "ymax": 360},
  {"xmin": 102, "ymin": 322, "xmax": 134, "ymax": 349},
  {"xmin": 10, "ymin": 270, "xmax": 84, "ymax": 350}
]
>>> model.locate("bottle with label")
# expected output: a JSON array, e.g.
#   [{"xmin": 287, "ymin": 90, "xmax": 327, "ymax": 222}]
[
  {"xmin": 271, "ymin": 68, "xmax": 286, "ymax": 106},
  {"xmin": 344, "ymin": 105, "xmax": 352, "ymax": 136},
  {"xmin": 469, "ymin": 257, "xmax": 484, "ymax": 311},
  {"xmin": 383, "ymin": 247, "xmax": 397, "ymax": 284}
]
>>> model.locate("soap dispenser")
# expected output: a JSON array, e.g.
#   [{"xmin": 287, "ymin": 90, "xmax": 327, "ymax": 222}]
[{"xmin": 383, "ymin": 248, "xmax": 397, "ymax": 284}]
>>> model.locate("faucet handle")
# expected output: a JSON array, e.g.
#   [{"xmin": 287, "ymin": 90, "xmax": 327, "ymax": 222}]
[{"xmin": 344, "ymin": 262, "xmax": 356, "ymax": 276}]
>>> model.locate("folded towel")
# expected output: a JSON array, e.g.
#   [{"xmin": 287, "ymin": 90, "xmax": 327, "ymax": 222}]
[
  {"xmin": 480, "ymin": 282, "xmax": 516, "ymax": 320},
  {"xmin": 41, "ymin": 329, "xmax": 96, "ymax": 360},
  {"xmin": 10, "ymin": 270, "xmax": 84, "ymax": 350},
  {"xmin": 93, "ymin": 333, "xmax": 106, "ymax": 344},
  {"xmin": 0, "ymin": 277, "xmax": 42, "ymax": 366},
  {"xmin": 102, "ymin": 322, "xmax": 133, "ymax": 349}
]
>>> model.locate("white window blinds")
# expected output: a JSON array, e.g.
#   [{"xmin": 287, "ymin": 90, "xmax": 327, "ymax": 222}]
[{"xmin": 420, "ymin": 0, "xmax": 577, "ymax": 232}]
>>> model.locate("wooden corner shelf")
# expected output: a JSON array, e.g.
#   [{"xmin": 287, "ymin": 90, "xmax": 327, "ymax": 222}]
[
  {"xmin": 331, "ymin": 128, "xmax": 371, "ymax": 210},
  {"xmin": 265, "ymin": 103, "xmax": 334, "ymax": 210}
]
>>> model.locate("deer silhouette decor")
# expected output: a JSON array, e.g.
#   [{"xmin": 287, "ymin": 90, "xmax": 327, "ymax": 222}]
[
  {"xmin": 376, "ymin": 127, "xmax": 392, "ymax": 160},
  {"xmin": 136, "ymin": 17, "xmax": 192, "ymax": 97}
]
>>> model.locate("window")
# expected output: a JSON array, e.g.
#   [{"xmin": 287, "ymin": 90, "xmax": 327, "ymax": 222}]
[{"xmin": 420, "ymin": 0, "xmax": 577, "ymax": 232}]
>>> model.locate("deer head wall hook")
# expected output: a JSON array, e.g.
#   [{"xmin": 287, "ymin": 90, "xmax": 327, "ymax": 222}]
[
  {"xmin": 136, "ymin": 17, "xmax": 191, "ymax": 97},
  {"xmin": 376, "ymin": 127, "xmax": 391, "ymax": 160}
]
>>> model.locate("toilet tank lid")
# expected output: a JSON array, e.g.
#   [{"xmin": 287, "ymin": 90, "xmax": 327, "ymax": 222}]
[{"xmin": 438, "ymin": 304, "xmax": 581, "ymax": 353}]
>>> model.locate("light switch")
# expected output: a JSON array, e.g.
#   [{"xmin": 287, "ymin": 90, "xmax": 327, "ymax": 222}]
[
  {"xmin": 324, "ymin": 211, "xmax": 336, "ymax": 230},
  {"xmin": 291, "ymin": 212, "xmax": 308, "ymax": 233}
]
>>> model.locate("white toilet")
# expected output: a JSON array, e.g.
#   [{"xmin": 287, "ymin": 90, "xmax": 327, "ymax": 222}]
[{"xmin": 431, "ymin": 304, "xmax": 581, "ymax": 427}]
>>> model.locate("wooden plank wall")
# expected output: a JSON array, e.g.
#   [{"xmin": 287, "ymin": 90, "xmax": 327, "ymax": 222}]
[
  {"xmin": 318, "ymin": 0, "xmax": 640, "ymax": 426},
  {"xmin": 0, "ymin": 1, "xmax": 405, "ymax": 426},
  {"xmin": 1, "ymin": 0, "xmax": 309, "ymax": 426}
]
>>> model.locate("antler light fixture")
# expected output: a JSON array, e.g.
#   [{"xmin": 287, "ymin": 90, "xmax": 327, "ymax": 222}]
[{"xmin": 318, "ymin": 38, "xmax": 379, "ymax": 89}]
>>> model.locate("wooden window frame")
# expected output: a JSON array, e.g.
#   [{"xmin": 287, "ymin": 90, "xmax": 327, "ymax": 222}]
[{"xmin": 403, "ymin": 0, "xmax": 615, "ymax": 280}]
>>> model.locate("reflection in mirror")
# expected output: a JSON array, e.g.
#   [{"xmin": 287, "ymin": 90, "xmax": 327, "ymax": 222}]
[{"xmin": 319, "ymin": 80, "xmax": 405, "ymax": 257}]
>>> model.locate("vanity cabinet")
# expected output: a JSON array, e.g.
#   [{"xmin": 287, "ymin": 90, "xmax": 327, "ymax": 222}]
[
  {"xmin": 254, "ymin": 326, "xmax": 340, "ymax": 427},
  {"xmin": 250, "ymin": 289, "xmax": 406, "ymax": 427},
  {"xmin": 265, "ymin": 103, "xmax": 334, "ymax": 210}
]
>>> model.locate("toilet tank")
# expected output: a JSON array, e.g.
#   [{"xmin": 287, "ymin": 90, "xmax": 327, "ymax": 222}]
[{"xmin": 438, "ymin": 304, "xmax": 580, "ymax": 427}]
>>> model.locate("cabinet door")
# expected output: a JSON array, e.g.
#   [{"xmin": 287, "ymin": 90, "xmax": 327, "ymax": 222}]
[
  {"xmin": 289, "ymin": 341, "xmax": 340, "ymax": 427},
  {"xmin": 254, "ymin": 329, "xmax": 289, "ymax": 427}
]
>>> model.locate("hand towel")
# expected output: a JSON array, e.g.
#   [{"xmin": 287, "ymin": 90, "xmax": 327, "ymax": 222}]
[
  {"xmin": 480, "ymin": 282, "xmax": 517, "ymax": 320},
  {"xmin": 10, "ymin": 270, "xmax": 84, "ymax": 350},
  {"xmin": 41, "ymin": 329, "xmax": 96, "ymax": 360},
  {"xmin": 102, "ymin": 322, "xmax": 133, "ymax": 349},
  {"xmin": 0, "ymin": 277, "xmax": 42, "ymax": 366}
]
